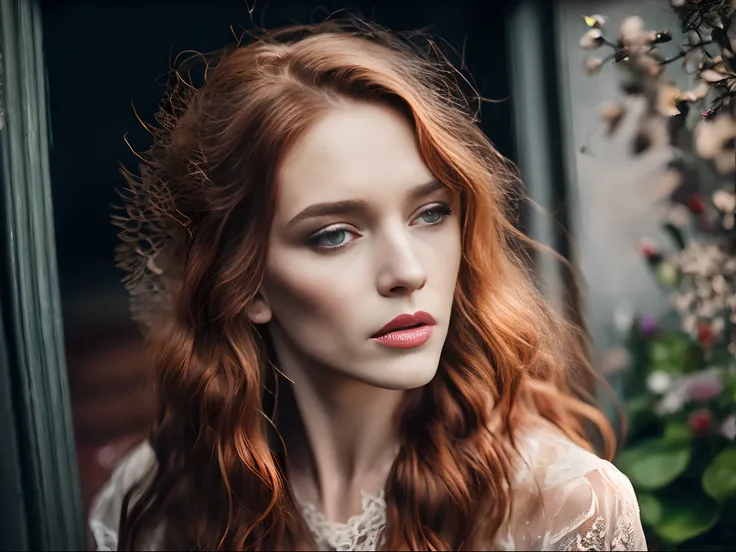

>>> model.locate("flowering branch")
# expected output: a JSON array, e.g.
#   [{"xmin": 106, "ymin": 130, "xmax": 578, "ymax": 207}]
[{"xmin": 580, "ymin": 0, "xmax": 736, "ymax": 359}]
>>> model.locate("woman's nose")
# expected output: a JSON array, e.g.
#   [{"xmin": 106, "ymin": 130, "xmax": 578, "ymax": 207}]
[{"xmin": 375, "ymin": 234, "xmax": 428, "ymax": 297}]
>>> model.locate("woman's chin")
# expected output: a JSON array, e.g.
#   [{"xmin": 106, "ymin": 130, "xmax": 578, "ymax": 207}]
[{"xmin": 348, "ymin": 355, "xmax": 442, "ymax": 391}]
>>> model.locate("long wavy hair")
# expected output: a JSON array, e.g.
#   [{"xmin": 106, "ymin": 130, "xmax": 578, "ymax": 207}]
[{"xmin": 114, "ymin": 18, "xmax": 616, "ymax": 551}]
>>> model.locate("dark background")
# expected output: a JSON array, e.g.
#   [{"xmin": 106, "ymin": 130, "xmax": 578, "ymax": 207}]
[{"xmin": 40, "ymin": 0, "xmax": 519, "ymax": 515}]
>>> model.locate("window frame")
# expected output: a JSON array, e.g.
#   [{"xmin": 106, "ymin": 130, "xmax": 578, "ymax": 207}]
[{"xmin": 0, "ymin": 0, "xmax": 84, "ymax": 548}]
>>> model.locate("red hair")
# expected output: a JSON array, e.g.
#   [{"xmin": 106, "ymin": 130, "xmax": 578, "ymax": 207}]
[{"xmin": 115, "ymin": 19, "xmax": 615, "ymax": 551}]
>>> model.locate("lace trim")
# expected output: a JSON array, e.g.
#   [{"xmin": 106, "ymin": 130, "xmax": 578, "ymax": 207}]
[
  {"xmin": 611, "ymin": 516, "xmax": 637, "ymax": 552},
  {"xmin": 298, "ymin": 490, "xmax": 387, "ymax": 551},
  {"xmin": 554, "ymin": 515, "xmax": 638, "ymax": 551}
]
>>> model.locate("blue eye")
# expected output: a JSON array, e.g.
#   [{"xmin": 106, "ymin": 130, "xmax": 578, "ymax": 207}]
[
  {"xmin": 307, "ymin": 226, "xmax": 358, "ymax": 251},
  {"xmin": 320, "ymin": 230, "xmax": 348, "ymax": 246},
  {"xmin": 419, "ymin": 209, "xmax": 442, "ymax": 224},
  {"xmin": 413, "ymin": 204, "xmax": 453, "ymax": 226}
]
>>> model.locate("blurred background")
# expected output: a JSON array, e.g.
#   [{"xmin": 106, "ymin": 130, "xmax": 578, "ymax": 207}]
[{"xmin": 1, "ymin": 0, "xmax": 735, "ymax": 550}]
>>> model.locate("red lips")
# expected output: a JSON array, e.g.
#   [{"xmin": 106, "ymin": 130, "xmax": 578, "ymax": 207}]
[{"xmin": 371, "ymin": 311, "xmax": 437, "ymax": 338}]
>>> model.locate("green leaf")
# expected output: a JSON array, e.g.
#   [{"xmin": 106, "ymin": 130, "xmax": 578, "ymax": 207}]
[
  {"xmin": 638, "ymin": 493, "xmax": 663, "ymax": 527},
  {"xmin": 663, "ymin": 422, "xmax": 692, "ymax": 444},
  {"xmin": 663, "ymin": 222, "xmax": 687, "ymax": 250},
  {"xmin": 627, "ymin": 395, "xmax": 652, "ymax": 417},
  {"xmin": 655, "ymin": 493, "xmax": 719, "ymax": 544},
  {"xmin": 702, "ymin": 447, "xmax": 736, "ymax": 503},
  {"xmin": 649, "ymin": 336, "xmax": 692, "ymax": 375},
  {"xmin": 616, "ymin": 439, "xmax": 691, "ymax": 490}
]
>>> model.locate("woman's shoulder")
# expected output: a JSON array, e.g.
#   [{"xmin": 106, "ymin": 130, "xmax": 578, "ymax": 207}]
[
  {"xmin": 512, "ymin": 419, "xmax": 620, "ymax": 489},
  {"xmin": 499, "ymin": 420, "xmax": 647, "ymax": 551},
  {"xmin": 88, "ymin": 440, "xmax": 157, "ymax": 551}
]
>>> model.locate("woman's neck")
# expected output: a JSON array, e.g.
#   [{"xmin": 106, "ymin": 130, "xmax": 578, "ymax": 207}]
[{"xmin": 277, "ymin": 359, "xmax": 404, "ymax": 522}]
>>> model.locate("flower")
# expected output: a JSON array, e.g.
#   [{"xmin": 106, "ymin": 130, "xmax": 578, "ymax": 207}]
[
  {"xmin": 724, "ymin": 213, "xmax": 735, "ymax": 230},
  {"xmin": 682, "ymin": 367, "xmax": 723, "ymax": 401},
  {"xmin": 600, "ymin": 101, "xmax": 625, "ymax": 134},
  {"xmin": 674, "ymin": 243, "xmax": 730, "ymax": 278},
  {"xmin": 583, "ymin": 14, "xmax": 606, "ymax": 29},
  {"xmin": 580, "ymin": 28, "xmax": 604, "ymax": 50},
  {"xmin": 721, "ymin": 414, "xmax": 736, "ymax": 440},
  {"xmin": 694, "ymin": 115, "xmax": 736, "ymax": 173},
  {"xmin": 669, "ymin": 241, "xmax": 736, "ymax": 355},
  {"xmin": 637, "ymin": 237, "xmax": 660, "ymax": 261},
  {"xmin": 655, "ymin": 368, "xmax": 725, "ymax": 416},
  {"xmin": 657, "ymin": 384, "xmax": 688, "ymax": 414},
  {"xmin": 713, "ymin": 189, "xmax": 736, "ymax": 213},
  {"xmin": 699, "ymin": 66, "xmax": 736, "ymax": 93},
  {"xmin": 647, "ymin": 370, "xmax": 673, "ymax": 394},
  {"xmin": 584, "ymin": 56, "xmax": 604, "ymax": 75},
  {"xmin": 619, "ymin": 16, "xmax": 649, "ymax": 48},
  {"xmin": 713, "ymin": 189, "xmax": 736, "ymax": 229},
  {"xmin": 688, "ymin": 408, "xmax": 713, "ymax": 437},
  {"xmin": 696, "ymin": 323, "xmax": 718, "ymax": 348},
  {"xmin": 657, "ymin": 83, "xmax": 684, "ymax": 117},
  {"xmin": 580, "ymin": 6, "xmax": 736, "ymax": 362},
  {"xmin": 686, "ymin": 194, "xmax": 706, "ymax": 214},
  {"xmin": 613, "ymin": 304, "xmax": 635, "ymax": 334},
  {"xmin": 678, "ymin": 81, "xmax": 711, "ymax": 102},
  {"xmin": 638, "ymin": 314, "xmax": 658, "ymax": 336},
  {"xmin": 653, "ymin": 79, "xmax": 709, "ymax": 118}
]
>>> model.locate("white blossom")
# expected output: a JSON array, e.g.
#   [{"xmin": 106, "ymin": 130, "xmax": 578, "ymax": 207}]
[
  {"xmin": 647, "ymin": 370, "xmax": 673, "ymax": 394},
  {"xmin": 721, "ymin": 414, "xmax": 736, "ymax": 440},
  {"xmin": 580, "ymin": 29, "xmax": 604, "ymax": 50}
]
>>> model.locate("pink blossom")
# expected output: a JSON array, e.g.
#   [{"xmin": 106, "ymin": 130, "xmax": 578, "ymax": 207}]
[{"xmin": 683, "ymin": 368, "xmax": 723, "ymax": 402}]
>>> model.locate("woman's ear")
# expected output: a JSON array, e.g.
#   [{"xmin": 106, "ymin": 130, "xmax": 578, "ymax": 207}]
[{"xmin": 246, "ymin": 290, "xmax": 273, "ymax": 324}]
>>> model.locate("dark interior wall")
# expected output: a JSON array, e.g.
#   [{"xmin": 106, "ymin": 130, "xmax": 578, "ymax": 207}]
[
  {"xmin": 39, "ymin": 0, "xmax": 517, "ymax": 514},
  {"xmin": 42, "ymin": 0, "xmax": 516, "ymax": 298}
]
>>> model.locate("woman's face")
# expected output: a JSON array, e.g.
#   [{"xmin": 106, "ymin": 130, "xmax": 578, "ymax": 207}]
[{"xmin": 249, "ymin": 101, "xmax": 462, "ymax": 390}]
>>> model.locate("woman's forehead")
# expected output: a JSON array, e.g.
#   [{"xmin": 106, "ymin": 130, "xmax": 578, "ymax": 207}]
[{"xmin": 273, "ymin": 103, "xmax": 438, "ymax": 222}]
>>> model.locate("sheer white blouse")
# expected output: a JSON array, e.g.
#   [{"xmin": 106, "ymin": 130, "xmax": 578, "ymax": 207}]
[{"xmin": 89, "ymin": 421, "xmax": 647, "ymax": 551}]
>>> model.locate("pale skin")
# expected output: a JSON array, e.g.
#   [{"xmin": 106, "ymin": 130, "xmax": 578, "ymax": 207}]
[{"xmin": 247, "ymin": 101, "xmax": 462, "ymax": 523}]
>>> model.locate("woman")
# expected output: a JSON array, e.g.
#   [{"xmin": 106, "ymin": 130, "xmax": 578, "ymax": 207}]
[{"xmin": 90, "ymin": 19, "xmax": 646, "ymax": 551}]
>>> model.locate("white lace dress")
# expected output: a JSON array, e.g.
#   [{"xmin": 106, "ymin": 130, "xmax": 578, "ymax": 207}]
[{"xmin": 89, "ymin": 422, "xmax": 647, "ymax": 551}]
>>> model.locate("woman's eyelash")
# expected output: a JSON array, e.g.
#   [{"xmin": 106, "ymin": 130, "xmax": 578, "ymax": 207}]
[
  {"xmin": 307, "ymin": 202, "xmax": 454, "ymax": 252},
  {"xmin": 414, "ymin": 203, "xmax": 454, "ymax": 225},
  {"xmin": 306, "ymin": 225, "xmax": 357, "ymax": 250}
]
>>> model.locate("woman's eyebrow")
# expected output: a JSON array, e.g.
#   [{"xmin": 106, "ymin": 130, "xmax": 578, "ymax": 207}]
[
  {"xmin": 286, "ymin": 179, "xmax": 445, "ymax": 227},
  {"xmin": 286, "ymin": 199, "xmax": 370, "ymax": 227},
  {"xmin": 407, "ymin": 179, "xmax": 445, "ymax": 202}
]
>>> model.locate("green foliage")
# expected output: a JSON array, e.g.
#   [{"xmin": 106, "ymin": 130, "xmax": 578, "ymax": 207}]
[
  {"xmin": 702, "ymin": 447, "xmax": 736, "ymax": 503},
  {"xmin": 648, "ymin": 334, "xmax": 697, "ymax": 375},
  {"xmin": 616, "ymin": 438, "xmax": 691, "ymax": 490},
  {"xmin": 614, "ymin": 318, "xmax": 736, "ymax": 550},
  {"xmin": 654, "ymin": 493, "xmax": 719, "ymax": 544},
  {"xmin": 638, "ymin": 493, "xmax": 663, "ymax": 527}
]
